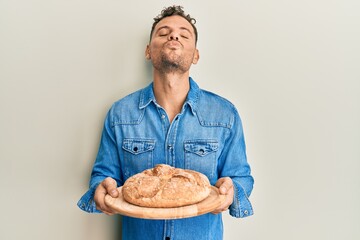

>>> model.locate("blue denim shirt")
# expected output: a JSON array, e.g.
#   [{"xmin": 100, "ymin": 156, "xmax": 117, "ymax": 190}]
[{"xmin": 78, "ymin": 78, "xmax": 254, "ymax": 240}]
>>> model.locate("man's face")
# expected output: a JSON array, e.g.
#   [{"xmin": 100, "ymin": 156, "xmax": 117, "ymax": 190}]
[{"xmin": 146, "ymin": 15, "xmax": 199, "ymax": 73}]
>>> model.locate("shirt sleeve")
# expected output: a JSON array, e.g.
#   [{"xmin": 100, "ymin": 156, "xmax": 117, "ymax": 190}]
[
  {"xmin": 218, "ymin": 107, "xmax": 254, "ymax": 218},
  {"xmin": 77, "ymin": 105, "xmax": 123, "ymax": 213}
]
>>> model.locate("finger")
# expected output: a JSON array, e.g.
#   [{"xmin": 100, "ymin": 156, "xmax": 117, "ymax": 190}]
[
  {"xmin": 212, "ymin": 199, "xmax": 230, "ymax": 214},
  {"xmin": 102, "ymin": 210, "xmax": 115, "ymax": 216},
  {"xmin": 212, "ymin": 180, "xmax": 234, "ymax": 214},
  {"xmin": 212, "ymin": 195, "xmax": 231, "ymax": 214},
  {"xmin": 94, "ymin": 180, "xmax": 117, "ymax": 214},
  {"xmin": 211, "ymin": 197, "xmax": 233, "ymax": 214},
  {"xmin": 94, "ymin": 184, "xmax": 110, "ymax": 212},
  {"xmin": 103, "ymin": 177, "xmax": 119, "ymax": 198},
  {"xmin": 216, "ymin": 177, "xmax": 233, "ymax": 195},
  {"xmin": 96, "ymin": 204, "xmax": 114, "ymax": 215},
  {"xmin": 215, "ymin": 178, "xmax": 225, "ymax": 188},
  {"xmin": 215, "ymin": 178, "xmax": 226, "ymax": 194}
]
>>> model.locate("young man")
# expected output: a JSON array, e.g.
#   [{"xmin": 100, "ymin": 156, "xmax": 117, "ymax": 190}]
[{"xmin": 78, "ymin": 5, "xmax": 254, "ymax": 240}]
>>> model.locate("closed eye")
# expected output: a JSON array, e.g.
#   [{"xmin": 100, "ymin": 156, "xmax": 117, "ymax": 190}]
[{"xmin": 157, "ymin": 27, "xmax": 170, "ymax": 37}]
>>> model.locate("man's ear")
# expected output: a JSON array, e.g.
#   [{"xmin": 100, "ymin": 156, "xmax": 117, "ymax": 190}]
[
  {"xmin": 145, "ymin": 45, "xmax": 151, "ymax": 60},
  {"xmin": 192, "ymin": 49, "xmax": 200, "ymax": 64}
]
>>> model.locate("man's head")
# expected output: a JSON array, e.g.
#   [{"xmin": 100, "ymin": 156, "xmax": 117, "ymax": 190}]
[
  {"xmin": 149, "ymin": 5, "xmax": 198, "ymax": 45},
  {"xmin": 146, "ymin": 6, "xmax": 199, "ymax": 74}
]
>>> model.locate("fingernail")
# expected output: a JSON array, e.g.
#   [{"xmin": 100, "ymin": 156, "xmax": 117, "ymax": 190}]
[{"xmin": 220, "ymin": 187, "xmax": 226, "ymax": 193}]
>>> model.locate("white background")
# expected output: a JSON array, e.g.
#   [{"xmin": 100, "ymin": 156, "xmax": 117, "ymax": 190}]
[{"xmin": 1, "ymin": 0, "xmax": 359, "ymax": 239}]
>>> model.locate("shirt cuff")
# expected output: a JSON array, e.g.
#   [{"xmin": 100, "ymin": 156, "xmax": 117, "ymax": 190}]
[
  {"xmin": 229, "ymin": 182, "xmax": 254, "ymax": 218},
  {"xmin": 77, "ymin": 182, "xmax": 102, "ymax": 213}
]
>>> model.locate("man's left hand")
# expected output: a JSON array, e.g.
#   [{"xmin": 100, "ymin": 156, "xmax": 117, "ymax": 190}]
[{"xmin": 211, "ymin": 177, "xmax": 234, "ymax": 214}]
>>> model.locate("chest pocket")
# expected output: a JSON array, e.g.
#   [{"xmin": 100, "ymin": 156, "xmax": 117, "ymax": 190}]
[
  {"xmin": 122, "ymin": 139, "xmax": 155, "ymax": 178},
  {"xmin": 184, "ymin": 140, "xmax": 218, "ymax": 179}
]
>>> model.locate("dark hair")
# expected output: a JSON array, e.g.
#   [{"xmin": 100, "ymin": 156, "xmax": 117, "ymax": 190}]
[{"xmin": 150, "ymin": 5, "xmax": 198, "ymax": 44}]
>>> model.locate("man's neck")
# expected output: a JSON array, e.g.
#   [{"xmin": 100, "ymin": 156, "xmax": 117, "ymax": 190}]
[{"xmin": 153, "ymin": 71, "xmax": 190, "ymax": 123}]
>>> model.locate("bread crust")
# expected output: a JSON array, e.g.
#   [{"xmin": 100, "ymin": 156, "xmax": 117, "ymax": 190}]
[{"xmin": 122, "ymin": 164, "xmax": 211, "ymax": 208}]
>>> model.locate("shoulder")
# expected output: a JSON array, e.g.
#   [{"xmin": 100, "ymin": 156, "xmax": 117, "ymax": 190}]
[
  {"xmin": 199, "ymin": 89, "xmax": 236, "ymax": 111},
  {"xmin": 196, "ymin": 89, "xmax": 240, "ymax": 129},
  {"xmin": 112, "ymin": 89, "xmax": 142, "ymax": 109},
  {"xmin": 107, "ymin": 88, "xmax": 144, "ymax": 126}
]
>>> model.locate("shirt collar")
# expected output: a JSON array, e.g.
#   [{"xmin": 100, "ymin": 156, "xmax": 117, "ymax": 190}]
[
  {"xmin": 139, "ymin": 77, "xmax": 200, "ymax": 115},
  {"xmin": 139, "ymin": 82, "xmax": 155, "ymax": 109}
]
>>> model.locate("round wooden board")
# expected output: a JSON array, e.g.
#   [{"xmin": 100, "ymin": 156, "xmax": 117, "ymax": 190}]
[{"xmin": 105, "ymin": 186, "xmax": 226, "ymax": 220}]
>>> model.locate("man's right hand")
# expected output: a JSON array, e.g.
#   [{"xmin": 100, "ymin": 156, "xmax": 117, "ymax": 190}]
[{"xmin": 94, "ymin": 177, "xmax": 119, "ymax": 215}]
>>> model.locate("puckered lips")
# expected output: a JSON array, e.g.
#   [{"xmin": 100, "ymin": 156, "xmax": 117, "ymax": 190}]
[{"xmin": 164, "ymin": 40, "xmax": 182, "ymax": 50}]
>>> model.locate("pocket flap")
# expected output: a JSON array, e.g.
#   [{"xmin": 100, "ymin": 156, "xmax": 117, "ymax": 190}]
[
  {"xmin": 184, "ymin": 140, "xmax": 218, "ymax": 157},
  {"xmin": 122, "ymin": 139, "xmax": 155, "ymax": 155}
]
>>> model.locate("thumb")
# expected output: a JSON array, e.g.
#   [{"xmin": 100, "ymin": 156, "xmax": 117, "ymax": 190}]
[
  {"xmin": 215, "ymin": 177, "xmax": 233, "ymax": 195},
  {"xmin": 103, "ymin": 177, "xmax": 119, "ymax": 198}
]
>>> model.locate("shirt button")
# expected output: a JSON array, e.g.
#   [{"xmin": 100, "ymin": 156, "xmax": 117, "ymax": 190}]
[
  {"xmin": 244, "ymin": 210, "xmax": 249, "ymax": 215},
  {"xmin": 167, "ymin": 145, "xmax": 173, "ymax": 149},
  {"xmin": 161, "ymin": 115, "xmax": 166, "ymax": 119}
]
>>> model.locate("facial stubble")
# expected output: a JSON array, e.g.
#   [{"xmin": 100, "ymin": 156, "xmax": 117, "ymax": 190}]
[{"xmin": 154, "ymin": 48, "xmax": 193, "ymax": 74}]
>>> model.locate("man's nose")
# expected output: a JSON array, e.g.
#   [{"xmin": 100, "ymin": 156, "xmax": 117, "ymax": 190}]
[{"xmin": 168, "ymin": 32, "xmax": 179, "ymax": 41}]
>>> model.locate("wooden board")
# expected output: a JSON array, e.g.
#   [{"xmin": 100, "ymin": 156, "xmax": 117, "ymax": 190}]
[{"xmin": 104, "ymin": 186, "xmax": 226, "ymax": 220}]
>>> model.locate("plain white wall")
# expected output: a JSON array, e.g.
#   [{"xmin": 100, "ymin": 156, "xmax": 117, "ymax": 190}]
[{"xmin": 1, "ymin": 0, "xmax": 359, "ymax": 239}]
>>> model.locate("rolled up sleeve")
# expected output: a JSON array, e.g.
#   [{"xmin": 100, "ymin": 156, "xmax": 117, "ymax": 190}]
[
  {"xmin": 77, "ymin": 105, "xmax": 122, "ymax": 213},
  {"xmin": 218, "ymin": 107, "xmax": 254, "ymax": 218}
]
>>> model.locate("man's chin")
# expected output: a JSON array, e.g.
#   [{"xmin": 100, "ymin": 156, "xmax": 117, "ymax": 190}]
[
  {"xmin": 161, "ymin": 55, "xmax": 181, "ymax": 68},
  {"xmin": 162, "ymin": 61, "xmax": 180, "ymax": 70}
]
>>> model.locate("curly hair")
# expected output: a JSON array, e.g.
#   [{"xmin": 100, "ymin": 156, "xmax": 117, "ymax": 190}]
[{"xmin": 150, "ymin": 5, "xmax": 198, "ymax": 44}]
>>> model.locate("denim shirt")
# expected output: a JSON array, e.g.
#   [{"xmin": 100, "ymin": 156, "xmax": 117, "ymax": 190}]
[{"xmin": 78, "ymin": 78, "xmax": 254, "ymax": 240}]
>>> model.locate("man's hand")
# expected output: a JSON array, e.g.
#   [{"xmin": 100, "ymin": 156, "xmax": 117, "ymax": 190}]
[
  {"xmin": 211, "ymin": 177, "xmax": 234, "ymax": 214},
  {"xmin": 94, "ymin": 177, "xmax": 119, "ymax": 215}
]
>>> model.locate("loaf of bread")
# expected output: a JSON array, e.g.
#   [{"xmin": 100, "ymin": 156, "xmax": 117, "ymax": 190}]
[{"xmin": 122, "ymin": 164, "xmax": 211, "ymax": 208}]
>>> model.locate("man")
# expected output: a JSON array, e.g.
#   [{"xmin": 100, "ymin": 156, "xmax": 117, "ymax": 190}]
[{"xmin": 78, "ymin": 5, "xmax": 254, "ymax": 240}]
